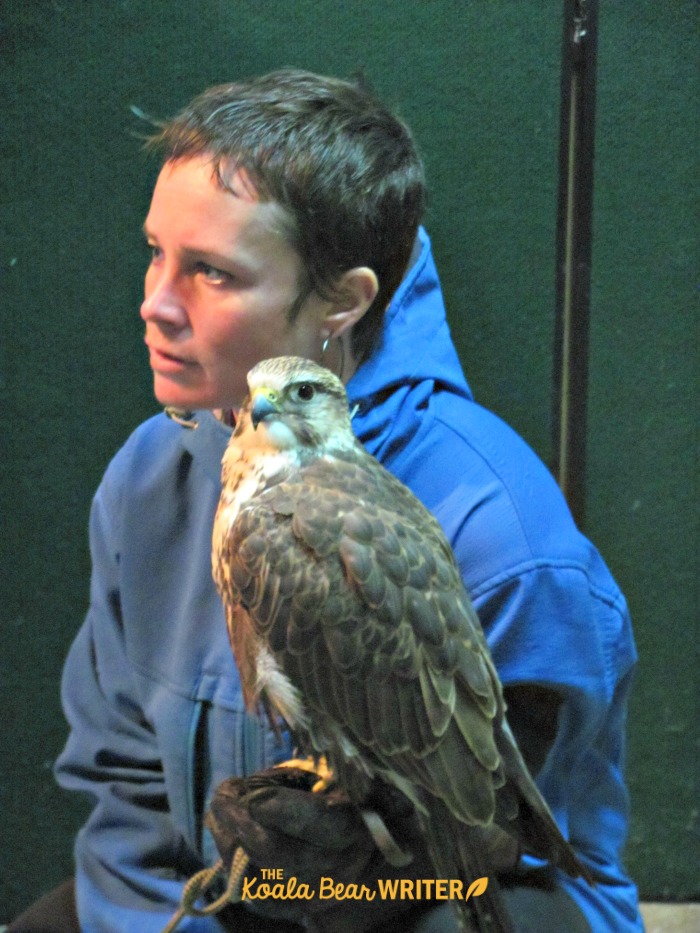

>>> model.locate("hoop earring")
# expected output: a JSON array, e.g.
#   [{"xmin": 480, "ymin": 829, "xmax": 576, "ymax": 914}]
[
  {"xmin": 320, "ymin": 334, "xmax": 346, "ymax": 381},
  {"xmin": 335, "ymin": 337, "xmax": 347, "ymax": 382}
]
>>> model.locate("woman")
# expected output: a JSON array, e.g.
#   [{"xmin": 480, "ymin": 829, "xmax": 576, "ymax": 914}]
[{"xmin": 13, "ymin": 70, "xmax": 641, "ymax": 932}]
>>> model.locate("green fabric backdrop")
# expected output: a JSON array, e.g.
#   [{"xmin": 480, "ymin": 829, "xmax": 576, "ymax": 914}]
[{"xmin": 1, "ymin": 0, "xmax": 697, "ymax": 916}]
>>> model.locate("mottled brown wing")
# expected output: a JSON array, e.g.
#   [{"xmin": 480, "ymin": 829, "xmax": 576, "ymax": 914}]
[{"xmin": 223, "ymin": 451, "xmax": 507, "ymax": 826}]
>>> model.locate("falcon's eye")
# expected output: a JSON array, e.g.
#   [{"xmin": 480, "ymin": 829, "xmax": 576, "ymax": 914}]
[{"xmin": 296, "ymin": 383, "xmax": 315, "ymax": 401}]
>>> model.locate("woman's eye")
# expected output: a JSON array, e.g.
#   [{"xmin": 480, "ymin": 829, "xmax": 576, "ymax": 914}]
[
  {"xmin": 197, "ymin": 262, "xmax": 230, "ymax": 284},
  {"xmin": 296, "ymin": 384, "xmax": 315, "ymax": 401}
]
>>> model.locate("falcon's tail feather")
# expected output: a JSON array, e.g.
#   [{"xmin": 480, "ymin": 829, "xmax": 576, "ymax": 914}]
[
  {"xmin": 425, "ymin": 796, "xmax": 514, "ymax": 933},
  {"xmin": 494, "ymin": 724, "xmax": 594, "ymax": 885}
]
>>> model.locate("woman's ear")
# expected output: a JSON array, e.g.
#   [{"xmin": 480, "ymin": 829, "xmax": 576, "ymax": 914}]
[{"xmin": 322, "ymin": 266, "xmax": 379, "ymax": 340}]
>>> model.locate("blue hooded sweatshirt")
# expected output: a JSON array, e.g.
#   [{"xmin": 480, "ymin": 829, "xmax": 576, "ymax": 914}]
[{"xmin": 55, "ymin": 229, "xmax": 642, "ymax": 932}]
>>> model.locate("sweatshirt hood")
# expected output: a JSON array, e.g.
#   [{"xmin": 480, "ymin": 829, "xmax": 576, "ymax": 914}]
[
  {"xmin": 347, "ymin": 227, "xmax": 472, "ymax": 406},
  {"xmin": 346, "ymin": 227, "xmax": 472, "ymax": 457}
]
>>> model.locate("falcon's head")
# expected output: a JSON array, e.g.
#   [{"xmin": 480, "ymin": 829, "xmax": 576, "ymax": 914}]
[{"xmin": 235, "ymin": 356, "xmax": 357, "ymax": 454}]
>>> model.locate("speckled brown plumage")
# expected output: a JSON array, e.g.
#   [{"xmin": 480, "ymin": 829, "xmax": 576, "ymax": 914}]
[{"xmin": 212, "ymin": 357, "xmax": 591, "ymax": 933}]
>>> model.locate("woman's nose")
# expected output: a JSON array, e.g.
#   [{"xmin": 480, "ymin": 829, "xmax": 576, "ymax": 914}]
[{"xmin": 140, "ymin": 267, "xmax": 188, "ymax": 328}]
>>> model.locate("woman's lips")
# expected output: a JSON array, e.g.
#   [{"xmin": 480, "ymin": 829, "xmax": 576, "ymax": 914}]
[{"xmin": 147, "ymin": 342, "xmax": 196, "ymax": 372}]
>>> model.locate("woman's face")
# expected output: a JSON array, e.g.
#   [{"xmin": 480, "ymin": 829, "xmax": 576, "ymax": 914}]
[{"xmin": 141, "ymin": 156, "xmax": 335, "ymax": 411}]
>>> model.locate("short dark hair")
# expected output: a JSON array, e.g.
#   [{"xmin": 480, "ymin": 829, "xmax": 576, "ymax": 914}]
[{"xmin": 147, "ymin": 69, "xmax": 425, "ymax": 363}]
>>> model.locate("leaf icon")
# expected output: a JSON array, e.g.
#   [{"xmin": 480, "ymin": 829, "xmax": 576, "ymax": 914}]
[{"xmin": 465, "ymin": 877, "xmax": 489, "ymax": 901}]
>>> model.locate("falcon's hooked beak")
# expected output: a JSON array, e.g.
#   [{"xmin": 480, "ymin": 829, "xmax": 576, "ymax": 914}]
[{"xmin": 250, "ymin": 387, "xmax": 281, "ymax": 430}]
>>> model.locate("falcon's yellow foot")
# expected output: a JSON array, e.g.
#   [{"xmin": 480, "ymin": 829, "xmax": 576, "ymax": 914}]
[
  {"xmin": 275, "ymin": 754, "xmax": 335, "ymax": 793},
  {"xmin": 275, "ymin": 757, "xmax": 412, "ymax": 866}
]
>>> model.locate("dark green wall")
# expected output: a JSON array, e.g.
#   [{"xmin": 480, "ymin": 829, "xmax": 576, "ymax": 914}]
[
  {"xmin": 586, "ymin": 4, "xmax": 699, "ymax": 898},
  {"xmin": 1, "ymin": 0, "xmax": 697, "ymax": 917}
]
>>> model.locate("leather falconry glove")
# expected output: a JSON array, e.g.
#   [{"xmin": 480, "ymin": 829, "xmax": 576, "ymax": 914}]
[{"xmin": 206, "ymin": 765, "xmax": 521, "ymax": 933}]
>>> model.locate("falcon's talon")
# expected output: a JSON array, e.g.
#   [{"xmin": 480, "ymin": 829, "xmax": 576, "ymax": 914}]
[
  {"xmin": 275, "ymin": 754, "xmax": 335, "ymax": 793},
  {"xmin": 311, "ymin": 775, "xmax": 334, "ymax": 794}
]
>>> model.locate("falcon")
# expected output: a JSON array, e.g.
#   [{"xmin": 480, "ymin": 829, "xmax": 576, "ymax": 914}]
[{"xmin": 212, "ymin": 356, "xmax": 591, "ymax": 932}]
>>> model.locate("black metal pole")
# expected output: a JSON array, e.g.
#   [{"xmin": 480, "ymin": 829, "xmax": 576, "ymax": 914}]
[{"xmin": 552, "ymin": 0, "xmax": 599, "ymax": 528}]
